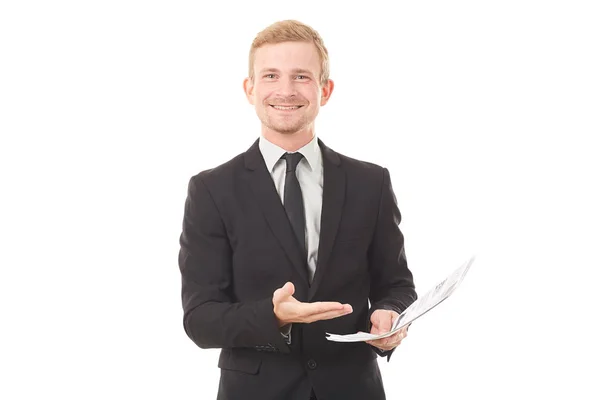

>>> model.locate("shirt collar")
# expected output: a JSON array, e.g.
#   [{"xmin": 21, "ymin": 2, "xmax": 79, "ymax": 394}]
[{"xmin": 259, "ymin": 135, "xmax": 322, "ymax": 173}]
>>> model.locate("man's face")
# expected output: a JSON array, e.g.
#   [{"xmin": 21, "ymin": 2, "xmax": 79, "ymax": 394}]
[{"xmin": 244, "ymin": 41, "xmax": 333, "ymax": 136}]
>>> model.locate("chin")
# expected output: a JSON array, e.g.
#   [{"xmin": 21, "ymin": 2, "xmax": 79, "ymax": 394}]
[
  {"xmin": 272, "ymin": 128, "xmax": 302, "ymax": 135},
  {"xmin": 264, "ymin": 122, "xmax": 304, "ymax": 135}
]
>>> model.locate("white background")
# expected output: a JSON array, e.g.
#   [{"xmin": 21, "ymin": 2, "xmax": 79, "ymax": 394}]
[{"xmin": 1, "ymin": 1, "xmax": 599, "ymax": 399}]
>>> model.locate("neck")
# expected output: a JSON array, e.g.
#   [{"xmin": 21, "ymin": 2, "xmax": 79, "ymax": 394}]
[{"xmin": 261, "ymin": 126, "xmax": 315, "ymax": 152}]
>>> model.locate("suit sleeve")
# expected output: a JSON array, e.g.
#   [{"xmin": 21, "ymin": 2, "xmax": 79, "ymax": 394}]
[
  {"xmin": 178, "ymin": 175, "xmax": 290, "ymax": 353},
  {"xmin": 367, "ymin": 167, "xmax": 418, "ymax": 360}
]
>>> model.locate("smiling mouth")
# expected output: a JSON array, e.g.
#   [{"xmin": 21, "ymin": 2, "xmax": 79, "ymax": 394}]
[{"xmin": 270, "ymin": 105, "xmax": 304, "ymax": 110}]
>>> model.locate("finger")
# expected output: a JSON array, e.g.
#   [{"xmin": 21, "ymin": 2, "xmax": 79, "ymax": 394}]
[
  {"xmin": 394, "ymin": 331, "xmax": 406, "ymax": 344},
  {"xmin": 368, "ymin": 333, "xmax": 402, "ymax": 350},
  {"xmin": 380, "ymin": 332, "xmax": 401, "ymax": 347},
  {"xmin": 400, "ymin": 327, "xmax": 408, "ymax": 339},
  {"xmin": 392, "ymin": 332, "xmax": 403, "ymax": 342},
  {"xmin": 371, "ymin": 323, "xmax": 393, "ymax": 346},
  {"xmin": 366, "ymin": 339, "xmax": 390, "ymax": 351},
  {"xmin": 302, "ymin": 307, "xmax": 353, "ymax": 323},
  {"xmin": 303, "ymin": 302, "xmax": 352, "ymax": 316},
  {"xmin": 306, "ymin": 304, "xmax": 352, "ymax": 320}
]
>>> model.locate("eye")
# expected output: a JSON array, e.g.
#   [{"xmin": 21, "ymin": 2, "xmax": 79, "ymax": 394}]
[
  {"xmin": 264, "ymin": 74, "xmax": 276, "ymax": 79},
  {"xmin": 296, "ymin": 75, "xmax": 308, "ymax": 80}
]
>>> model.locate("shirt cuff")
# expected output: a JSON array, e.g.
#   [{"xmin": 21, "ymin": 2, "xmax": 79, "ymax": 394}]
[{"xmin": 280, "ymin": 324, "xmax": 292, "ymax": 344}]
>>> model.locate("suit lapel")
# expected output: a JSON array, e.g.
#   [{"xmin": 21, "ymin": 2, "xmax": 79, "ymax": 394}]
[
  {"xmin": 243, "ymin": 139, "xmax": 310, "ymax": 284},
  {"xmin": 309, "ymin": 139, "xmax": 345, "ymax": 300}
]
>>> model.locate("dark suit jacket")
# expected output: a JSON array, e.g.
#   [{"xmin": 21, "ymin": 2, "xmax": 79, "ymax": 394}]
[{"xmin": 178, "ymin": 138, "xmax": 417, "ymax": 400}]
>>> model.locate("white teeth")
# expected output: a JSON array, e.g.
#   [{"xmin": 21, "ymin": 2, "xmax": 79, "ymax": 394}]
[{"xmin": 272, "ymin": 105, "xmax": 301, "ymax": 110}]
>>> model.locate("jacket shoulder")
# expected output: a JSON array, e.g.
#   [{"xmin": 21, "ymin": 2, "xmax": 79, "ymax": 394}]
[
  {"xmin": 189, "ymin": 152, "xmax": 245, "ymax": 186},
  {"xmin": 336, "ymin": 151, "xmax": 388, "ymax": 180}
]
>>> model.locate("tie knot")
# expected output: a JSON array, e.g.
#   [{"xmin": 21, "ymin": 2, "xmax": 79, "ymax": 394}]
[{"xmin": 282, "ymin": 152, "xmax": 304, "ymax": 172}]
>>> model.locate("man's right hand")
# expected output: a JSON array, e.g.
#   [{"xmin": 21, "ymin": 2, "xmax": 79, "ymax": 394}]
[{"xmin": 272, "ymin": 282, "xmax": 353, "ymax": 327}]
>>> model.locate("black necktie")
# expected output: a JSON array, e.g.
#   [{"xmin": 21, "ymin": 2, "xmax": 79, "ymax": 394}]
[{"xmin": 282, "ymin": 152, "xmax": 306, "ymax": 256}]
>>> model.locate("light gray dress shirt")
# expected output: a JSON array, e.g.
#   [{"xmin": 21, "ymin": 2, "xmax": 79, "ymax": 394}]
[{"xmin": 259, "ymin": 134, "xmax": 324, "ymax": 343}]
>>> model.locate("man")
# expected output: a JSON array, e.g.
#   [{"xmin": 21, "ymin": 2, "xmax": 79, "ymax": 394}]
[{"xmin": 178, "ymin": 20, "xmax": 417, "ymax": 400}]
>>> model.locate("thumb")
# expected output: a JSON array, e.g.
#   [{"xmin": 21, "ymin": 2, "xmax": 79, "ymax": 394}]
[
  {"xmin": 283, "ymin": 281, "xmax": 295, "ymax": 296},
  {"xmin": 371, "ymin": 311, "xmax": 392, "ymax": 332},
  {"xmin": 273, "ymin": 281, "xmax": 294, "ymax": 304},
  {"xmin": 380, "ymin": 312, "xmax": 393, "ymax": 332},
  {"xmin": 369, "ymin": 317, "xmax": 380, "ymax": 335}
]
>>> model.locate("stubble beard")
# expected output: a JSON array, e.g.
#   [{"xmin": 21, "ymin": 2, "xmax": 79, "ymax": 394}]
[{"xmin": 261, "ymin": 109, "xmax": 312, "ymax": 135}]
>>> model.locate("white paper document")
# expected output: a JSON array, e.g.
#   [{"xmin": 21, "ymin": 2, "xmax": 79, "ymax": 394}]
[{"xmin": 325, "ymin": 256, "xmax": 475, "ymax": 342}]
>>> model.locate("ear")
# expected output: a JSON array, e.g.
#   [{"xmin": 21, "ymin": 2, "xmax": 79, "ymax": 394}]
[
  {"xmin": 243, "ymin": 77, "xmax": 255, "ymax": 105},
  {"xmin": 320, "ymin": 79, "xmax": 334, "ymax": 106}
]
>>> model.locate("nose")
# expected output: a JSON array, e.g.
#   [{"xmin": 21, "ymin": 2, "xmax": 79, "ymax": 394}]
[{"xmin": 276, "ymin": 78, "xmax": 297, "ymax": 98}]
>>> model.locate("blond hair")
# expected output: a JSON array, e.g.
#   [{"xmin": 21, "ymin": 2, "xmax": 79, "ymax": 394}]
[{"xmin": 248, "ymin": 20, "xmax": 330, "ymax": 87}]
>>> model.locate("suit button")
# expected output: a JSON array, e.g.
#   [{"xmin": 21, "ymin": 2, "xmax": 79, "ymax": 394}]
[{"xmin": 307, "ymin": 359, "xmax": 317, "ymax": 370}]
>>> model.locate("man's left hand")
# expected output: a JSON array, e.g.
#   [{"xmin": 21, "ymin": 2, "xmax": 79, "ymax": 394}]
[{"xmin": 366, "ymin": 309, "xmax": 408, "ymax": 351}]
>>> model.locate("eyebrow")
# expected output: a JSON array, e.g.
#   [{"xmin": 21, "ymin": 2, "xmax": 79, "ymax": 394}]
[{"xmin": 259, "ymin": 68, "xmax": 315, "ymax": 76}]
